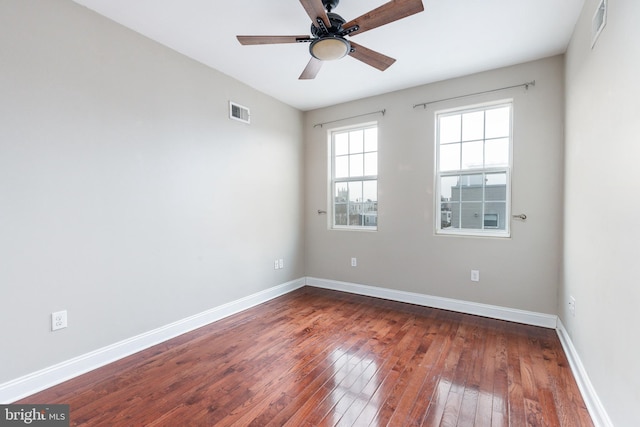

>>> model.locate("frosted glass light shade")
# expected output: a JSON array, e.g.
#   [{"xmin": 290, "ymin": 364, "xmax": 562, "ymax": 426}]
[{"xmin": 310, "ymin": 37, "xmax": 350, "ymax": 61}]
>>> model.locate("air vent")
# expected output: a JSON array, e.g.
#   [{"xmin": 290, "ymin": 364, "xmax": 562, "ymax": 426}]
[
  {"xmin": 591, "ymin": 0, "xmax": 607, "ymax": 48},
  {"xmin": 229, "ymin": 101, "xmax": 250, "ymax": 124}
]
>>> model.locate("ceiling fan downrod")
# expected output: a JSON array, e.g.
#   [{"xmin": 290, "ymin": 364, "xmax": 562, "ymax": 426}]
[{"xmin": 322, "ymin": 0, "xmax": 340, "ymax": 12}]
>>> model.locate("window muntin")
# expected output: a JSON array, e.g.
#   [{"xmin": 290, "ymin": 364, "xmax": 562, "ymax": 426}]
[
  {"xmin": 331, "ymin": 124, "xmax": 378, "ymax": 230},
  {"xmin": 436, "ymin": 103, "xmax": 512, "ymax": 237}
]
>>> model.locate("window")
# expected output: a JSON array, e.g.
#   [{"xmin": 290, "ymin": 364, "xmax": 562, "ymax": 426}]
[
  {"xmin": 436, "ymin": 102, "xmax": 512, "ymax": 237},
  {"xmin": 331, "ymin": 124, "xmax": 378, "ymax": 230}
]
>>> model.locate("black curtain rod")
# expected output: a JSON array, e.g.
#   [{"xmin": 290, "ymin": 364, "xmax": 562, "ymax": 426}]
[
  {"xmin": 413, "ymin": 81, "xmax": 535, "ymax": 109},
  {"xmin": 313, "ymin": 109, "xmax": 386, "ymax": 128}
]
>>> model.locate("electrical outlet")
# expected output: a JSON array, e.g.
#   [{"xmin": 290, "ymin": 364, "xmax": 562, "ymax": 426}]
[
  {"xmin": 351, "ymin": 257, "xmax": 357, "ymax": 267},
  {"xmin": 471, "ymin": 270, "xmax": 480, "ymax": 282},
  {"xmin": 568, "ymin": 296, "xmax": 576, "ymax": 317},
  {"xmin": 278, "ymin": 258, "xmax": 284, "ymax": 269},
  {"xmin": 51, "ymin": 310, "xmax": 67, "ymax": 331}
]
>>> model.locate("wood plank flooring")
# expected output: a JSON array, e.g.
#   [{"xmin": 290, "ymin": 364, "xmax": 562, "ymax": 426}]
[{"xmin": 17, "ymin": 287, "xmax": 593, "ymax": 426}]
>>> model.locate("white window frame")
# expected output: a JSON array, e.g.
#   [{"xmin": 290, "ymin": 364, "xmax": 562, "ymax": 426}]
[
  {"xmin": 435, "ymin": 100, "xmax": 513, "ymax": 238},
  {"xmin": 329, "ymin": 122, "xmax": 378, "ymax": 231}
]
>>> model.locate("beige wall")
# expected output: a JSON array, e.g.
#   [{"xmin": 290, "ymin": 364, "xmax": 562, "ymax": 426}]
[
  {"xmin": 304, "ymin": 56, "xmax": 565, "ymax": 315},
  {"xmin": 564, "ymin": 0, "xmax": 640, "ymax": 425},
  {"xmin": 0, "ymin": 0, "xmax": 304, "ymax": 383},
  {"xmin": 4, "ymin": 1, "xmax": 637, "ymax": 423}
]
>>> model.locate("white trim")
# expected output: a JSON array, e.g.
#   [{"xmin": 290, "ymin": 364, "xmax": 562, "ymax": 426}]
[
  {"xmin": 556, "ymin": 320, "xmax": 614, "ymax": 427},
  {"xmin": 0, "ymin": 278, "xmax": 305, "ymax": 404},
  {"xmin": 305, "ymin": 277, "xmax": 557, "ymax": 329},
  {"xmin": 3, "ymin": 274, "xmax": 609, "ymax": 427}
]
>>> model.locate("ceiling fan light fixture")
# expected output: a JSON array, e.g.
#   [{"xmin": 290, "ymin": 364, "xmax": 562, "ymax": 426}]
[{"xmin": 310, "ymin": 37, "xmax": 350, "ymax": 61}]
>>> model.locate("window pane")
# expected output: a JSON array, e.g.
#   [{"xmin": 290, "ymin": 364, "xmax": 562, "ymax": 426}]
[
  {"xmin": 335, "ymin": 133, "xmax": 349, "ymax": 156},
  {"xmin": 460, "ymin": 173, "xmax": 484, "ymax": 186},
  {"xmin": 440, "ymin": 175, "xmax": 459, "ymax": 201},
  {"xmin": 334, "ymin": 182, "xmax": 348, "ymax": 226},
  {"xmin": 350, "ymin": 208, "xmax": 363, "ymax": 226},
  {"xmin": 363, "ymin": 180, "xmax": 377, "ymax": 203},
  {"xmin": 485, "ymin": 173, "xmax": 507, "ymax": 201},
  {"xmin": 334, "ymin": 205, "xmax": 347, "ymax": 225},
  {"xmin": 349, "ymin": 153, "xmax": 364, "ymax": 177},
  {"xmin": 449, "ymin": 201, "xmax": 461, "ymax": 229},
  {"xmin": 441, "ymin": 206, "xmax": 454, "ymax": 229},
  {"xmin": 335, "ymin": 155, "xmax": 349, "ymax": 178},
  {"xmin": 364, "ymin": 152, "xmax": 377, "ymax": 176},
  {"xmin": 460, "ymin": 202, "xmax": 483, "ymax": 229},
  {"xmin": 335, "ymin": 182, "xmax": 348, "ymax": 202},
  {"xmin": 364, "ymin": 128, "xmax": 378, "ymax": 152},
  {"xmin": 485, "ymin": 138, "xmax": 509, "ymax": 166},
  {"xmin": 441, "ymin": 176, "xmax": 458, "ymax": 229},
  {"xmin": 440, "ymin": 114, "xmax": 461, "ymax": 144},
  {"xmin": 460, "ymin": 174, "xmax": 483, "ymax": 201},
  {"xmin": 461, "ymin": 140, "xmax": 484, "ymax": 169},
  {"xmin": 462, "ymin": 111, "xmax": 484, "ymax": 141},
  {"xmin": 486, "ymin": 172, "xmax": 506, "ymax": 185},
  {"xmin": 348, "ymin": 181, "xmax": 362, "ymax": 203},
  {"xmin": 440, "ymin": 143, "xmax": 460, "ymax": 171},
  {"xmin": 349, "ymin": 181, "xmax": 365, "ymax": 227},
  {"xmin": 485, "ymin": 202, "xmax": 506, "ymax": 230},
  {"xmin": 349, "ymin": 130, "xmax": 364, "ymax": 153},
  {"xmin": 485, "ymin": 107, "xmax": 510, "ymax": 139},
  {"xmin": 484, "ymin": 213, "xmax": 499, "ymax": 228},
  {"xmin": 363, "ymin": 180, "xmax": 378, "ymax": 227}
]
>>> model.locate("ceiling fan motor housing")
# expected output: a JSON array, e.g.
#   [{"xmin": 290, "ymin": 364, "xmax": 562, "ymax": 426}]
[
  {"xmin": 310, "ymin": 12, "xmax": 347, "ymax": 37},
  {"xmin": 309, "ymin": 12, "xmax": 352, "ymax": 61}
]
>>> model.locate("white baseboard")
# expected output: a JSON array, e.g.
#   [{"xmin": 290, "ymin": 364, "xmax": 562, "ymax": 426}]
[
  {"xmin": 3, "ymin": 275, "xmax": 609, "ymax": 427},
  {"xmin": 305, "ymin": 277, "xmax": 557, "ymax": 329},
  {"xmin": 305, "ymin": 277, "xmax": 611, "ymax": 426},
  {"xmin": 556, "ymin": 319, "xmax": 613, "ymax": 427},
  {"xmin": 0, "ymin": 278, "xmax": 306, "ymax": 404}
]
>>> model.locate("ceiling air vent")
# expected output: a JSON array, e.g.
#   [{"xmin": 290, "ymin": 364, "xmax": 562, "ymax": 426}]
[
  {"xmin": 229, "ymin": 101, "xmax": 250, "ymax": 124},
  {"xmin": 591, "ymin": 0, "xmax": 607, "ymax": 48}
]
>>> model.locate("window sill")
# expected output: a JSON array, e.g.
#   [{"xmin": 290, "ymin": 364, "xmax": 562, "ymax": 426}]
[
  {"xmin": 331, "ymin": 226, "xmax": 377, "ymax": 232},
  {"xmin": 436, "ymin": 229, "xmax": 510, "ymax": 239}
]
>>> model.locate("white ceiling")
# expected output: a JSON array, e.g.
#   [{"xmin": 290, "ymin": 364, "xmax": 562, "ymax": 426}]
[{"xmin": 72, "ymin": 0, "xmax": 584, "ymax": 111}]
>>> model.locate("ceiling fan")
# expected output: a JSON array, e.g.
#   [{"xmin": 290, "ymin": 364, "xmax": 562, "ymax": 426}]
[{"xmin": 236, "ymin": 0, "xmax": 424, "ymax": 79}]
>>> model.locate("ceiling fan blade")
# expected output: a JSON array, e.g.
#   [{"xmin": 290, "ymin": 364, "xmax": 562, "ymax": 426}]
[
  {"xmin": 343, "ymin": 0, "xmax": 424, "ymax": 36},
  {"xmin": 348, "ymin": 41, "xmax": 396, "ymax": 71},
  {"xmin": 237, "ymin": 35, "xmax": 311, "ymax": 45},
  {"xmin": 299, "ymin": 0, "xmax": 332, "ymax": 29},
  {"xmin": 299, "ymin": 57, "xmax": 323, "ymax": 80}
]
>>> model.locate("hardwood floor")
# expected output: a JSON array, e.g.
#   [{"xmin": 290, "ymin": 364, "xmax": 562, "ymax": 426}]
[{"xmin": 18, "ymin": 287, "xmax": 593, "ymax": 426}]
